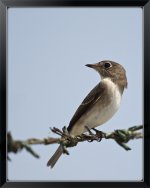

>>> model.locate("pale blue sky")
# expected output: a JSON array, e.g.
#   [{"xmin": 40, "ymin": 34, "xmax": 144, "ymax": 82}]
[{"xmin": 7, "ymin": 7, "xmax": 143, "ymax": 181}]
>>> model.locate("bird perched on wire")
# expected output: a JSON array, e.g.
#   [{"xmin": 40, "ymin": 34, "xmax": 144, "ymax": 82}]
[{"xmin": 47, "ymin": 60, "xmax": 128, "ymax": 168}]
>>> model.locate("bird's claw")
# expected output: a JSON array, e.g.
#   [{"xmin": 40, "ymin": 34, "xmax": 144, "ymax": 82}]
[
  {"xmin": 92, "ymin": 128, "xmax": 104, "ymax": 142},
  {"xmin": 85, "ymin": 126, "xmax": 104, "ymax": 142},
  {"xmin": 85, "ymin": 126, "xmax": 94, "ymax": 135}
]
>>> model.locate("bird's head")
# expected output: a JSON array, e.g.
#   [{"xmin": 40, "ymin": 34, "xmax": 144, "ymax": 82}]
[{"xmin": 86, "ymin": 60, "xmax": 128, "ymax": 88}]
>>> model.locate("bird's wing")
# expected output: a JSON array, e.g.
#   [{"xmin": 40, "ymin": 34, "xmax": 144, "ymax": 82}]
[{"xmin": 67, "ymin": 82, "xmax": 106, "ymax": 132}]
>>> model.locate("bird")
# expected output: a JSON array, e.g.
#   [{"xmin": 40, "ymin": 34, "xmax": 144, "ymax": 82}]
[{"xmin": 47, "ymin": 60, "xmax": 128, "ymax": 168}]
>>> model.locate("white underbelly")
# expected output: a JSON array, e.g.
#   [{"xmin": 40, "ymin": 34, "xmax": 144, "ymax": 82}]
[
  {"xmin": 70, "ymin": 78, "xmax": 122, "ymax": 136},
  {"xmin": 85, "ymin": 96, "xmax": 120, "ymax": 129}
]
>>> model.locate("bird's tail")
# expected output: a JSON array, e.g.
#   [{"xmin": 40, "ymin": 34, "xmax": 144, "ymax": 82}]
[{"xmin": 47, "ymin": 145, "xmax": 63, "ymax": 168}]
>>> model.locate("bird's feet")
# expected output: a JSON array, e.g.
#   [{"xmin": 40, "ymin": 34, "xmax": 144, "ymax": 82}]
[
  {"xmin": 92, "ymin": 128, "xmax": 105, "ymax": 142},
  {"xmin": 85, "ymin": 126, "xmax": 94, "ymax": 135},
  {"xmin": 85, "ymin": 126, "xmax": 104, "ymax": 142}
]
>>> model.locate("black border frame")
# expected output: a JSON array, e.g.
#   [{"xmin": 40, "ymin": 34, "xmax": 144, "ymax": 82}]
[{"xmin": 0, "ymin": 0, "xmax": 150, "ymax": 187}]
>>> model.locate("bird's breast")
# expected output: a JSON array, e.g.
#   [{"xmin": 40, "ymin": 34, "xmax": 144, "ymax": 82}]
[{"xmin": 70, "ymin": 78, "xmax": 122, "ymax": 136}]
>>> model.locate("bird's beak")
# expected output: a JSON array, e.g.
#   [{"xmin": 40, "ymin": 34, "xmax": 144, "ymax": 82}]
[{"xmin": 85, "ymin": 63, "xmax": 99, "ymax": 70}]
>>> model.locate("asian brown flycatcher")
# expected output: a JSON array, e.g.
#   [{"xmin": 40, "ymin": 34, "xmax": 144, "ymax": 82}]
[{"xmin": 47, "ymin": 60, "xmax": 127, "ymax": 168}]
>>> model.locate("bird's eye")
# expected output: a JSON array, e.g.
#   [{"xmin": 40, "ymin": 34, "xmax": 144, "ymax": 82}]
[{"xmin": 104, "ymin": 62, "xmax": 112, "ymax": 69}]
